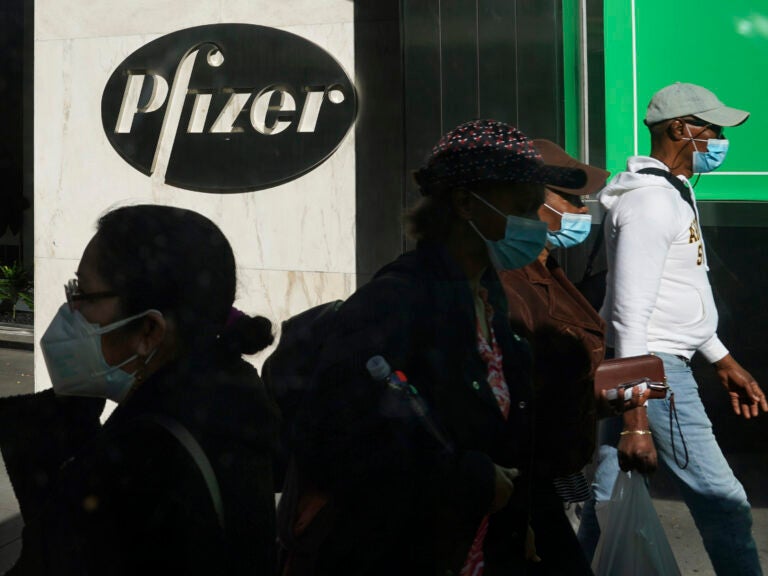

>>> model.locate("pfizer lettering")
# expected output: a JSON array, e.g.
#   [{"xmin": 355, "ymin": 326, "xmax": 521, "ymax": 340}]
[{"xmin": 101, "ymin": 24, "xmax": 357, "ymax": 193}]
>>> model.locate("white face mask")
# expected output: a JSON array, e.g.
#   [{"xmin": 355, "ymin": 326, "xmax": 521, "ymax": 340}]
[{"xmin": 40, "ymin": 303, "xmax": 160, "ymax": 403}]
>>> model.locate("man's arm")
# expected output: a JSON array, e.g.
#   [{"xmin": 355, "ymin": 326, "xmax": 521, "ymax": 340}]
[
  {"xmin": 713, "ymin": 354, "xmax": 768, "ymax": 419},
  {"xmin": 608, "ymin": 188, "xmax": 679, "ymax": 471},
  {"xmin": 700, "ymin": 334, "xmax": 767, "ymax": 419}
]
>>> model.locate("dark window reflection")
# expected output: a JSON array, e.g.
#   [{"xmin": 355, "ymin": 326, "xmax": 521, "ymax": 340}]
[{"xmin": 693, "ymin": 225, "xmax": 768, "ymax": 455}]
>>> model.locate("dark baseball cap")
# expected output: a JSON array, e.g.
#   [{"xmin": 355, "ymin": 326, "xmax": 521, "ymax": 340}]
[{"xmin": 414, "ymin": 119, "xmax": 586, "ymax": 194}]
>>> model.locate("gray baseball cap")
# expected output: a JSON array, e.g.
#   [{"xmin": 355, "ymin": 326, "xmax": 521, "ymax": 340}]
[{"xmin": 644, "ymin": 82, "xmax": 750, "ymax": 127}]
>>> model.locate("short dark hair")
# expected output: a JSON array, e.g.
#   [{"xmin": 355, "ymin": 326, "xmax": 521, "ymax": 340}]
[
  {"xmin": 648, "ymin": 118, "xmax": 674, "ymax": 146},
  {"xmin": 94, "ymin": 205, "xmax": 273, "ymax": 355}
]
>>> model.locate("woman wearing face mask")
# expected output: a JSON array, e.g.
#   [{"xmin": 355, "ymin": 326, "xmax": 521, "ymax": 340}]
[
  {"xmin": 280, "ymin": 120, "xmax": 586, "ymax": 575},
  {"xmin": 2, "ymin": 205, "xmax": 279, "ymax": 575},
  {"xmin": 499, "ymin": 141, "xmax": 651, "ymax": 575}
]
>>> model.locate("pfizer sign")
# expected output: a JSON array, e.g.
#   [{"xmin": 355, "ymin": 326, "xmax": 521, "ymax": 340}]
[{"xmin": 101, "ymin": 24, "xmax": 357, "ymax": 193}]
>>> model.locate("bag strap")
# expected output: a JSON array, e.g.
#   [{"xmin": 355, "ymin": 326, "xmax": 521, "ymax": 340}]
[
  {"xmin": 668, "ymin": 394, "xmax": 690, "ymax": 469},
  {"xmin": 135, "ymin": 414, "xmax": 225, "ymax": 532},
  {"xmin": 636, "ymin": 167, "xmax": 695, "ymax": 213},
  {"xmin": 582, "ymin": 167, "xmax": 695, "ymax": 281}
]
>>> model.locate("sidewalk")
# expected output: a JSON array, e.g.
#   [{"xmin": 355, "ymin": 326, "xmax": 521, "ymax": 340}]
[
  {"xmin": 0, "ymin": 464, "xmax": 22, "ymax": 574},
  {"xmin": 647, "ymin": 453, "xmax": 767, "ymax": 574},
  {"xmin": 0, "ymin": 344, "xmax": 33, "ymax": 572},
  {"xmin": 0, "ymin": 323, "xmax": 32, "ymax": 351}
]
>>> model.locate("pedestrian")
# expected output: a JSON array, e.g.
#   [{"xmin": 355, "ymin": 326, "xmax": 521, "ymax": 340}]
[
  {"xmin": 2, "ymin": 205, "xmax": 279, "ymax": 575},
  {"xmin": 280, "ymin": 119, "xmax": 586, "ymax": 575},
  {"xmin": 576, "ymin": 82, "xmax": 768, "ymax": 576},
  {"xmin": 500, "ymin": 140, "xmax": 651, "ymax": 576}
]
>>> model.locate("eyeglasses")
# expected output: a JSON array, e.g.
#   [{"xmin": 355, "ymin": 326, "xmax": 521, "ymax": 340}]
[
  {"xmin": 681, "ymin": 117, "xmax": 725, "ymax": 139},
  {"xmin": 65, "ymin": 278, "xmax": 117, "ymax": 310},
  {"xmin": 550, "ymin": 189, "xmax": 586, "ymax": 209}
]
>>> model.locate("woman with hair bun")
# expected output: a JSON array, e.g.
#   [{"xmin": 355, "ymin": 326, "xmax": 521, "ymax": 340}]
[{"xmin": 4, "ymin": 205, "xmax": 278, "ymax": 575}]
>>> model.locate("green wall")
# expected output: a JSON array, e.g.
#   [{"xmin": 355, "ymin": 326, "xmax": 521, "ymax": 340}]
[{"xmin": 604, "ymin": 0, "xmax": 768, "ymax": 200}]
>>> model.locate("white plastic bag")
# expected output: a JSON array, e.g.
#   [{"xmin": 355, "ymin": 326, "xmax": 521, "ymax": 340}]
[{"xmin": 592, "ymin": 471, "xmax": 681, "ymax": 576}]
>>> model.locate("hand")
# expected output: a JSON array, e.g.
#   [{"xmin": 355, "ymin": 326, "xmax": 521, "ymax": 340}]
[
  {"xmin": 525, "ymin": 524, "xmax": 541, "ymax": 563},
  {"xmin": 617, "ymin": 431, "xmax": 657, "ymax": 473},
  {"xmin": 714, "ymin": 354, "xmax": 768, "ymax": 419},
  {"xmin": 596, "ymin": 383, "xmax": 652, "ymax": 418},
  {"xmin": 617, "ymin": 405, "xmax": 657, "ymax": 473},
  {"xmin": 490, "ymin": 465, "xmax": 519, "ymax": 513}
]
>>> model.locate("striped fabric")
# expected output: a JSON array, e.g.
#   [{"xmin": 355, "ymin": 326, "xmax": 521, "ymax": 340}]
[{"xmin": 552, "ymin": 471, "xmax": 591, "ymax": 504}]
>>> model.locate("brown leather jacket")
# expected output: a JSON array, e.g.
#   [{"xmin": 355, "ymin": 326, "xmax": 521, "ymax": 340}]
[{"xmin": 500, "ymin": 254, "xmax": 605, "ymax": 478}]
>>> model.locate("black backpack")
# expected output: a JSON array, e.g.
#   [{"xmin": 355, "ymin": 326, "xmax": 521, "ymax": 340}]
[
  {"xmin": 261, "ymin": 301, "xmax": 346, "ymax": 573},
  {"xmin": 261, "ymin": 300, "xmax": 345, "ymax": 487},
  {"xmin": 574, "ymin": 217, "xmax": 608, "ymax": 314}
]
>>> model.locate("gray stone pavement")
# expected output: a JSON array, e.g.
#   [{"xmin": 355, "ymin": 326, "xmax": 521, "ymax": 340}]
[
  {"xmin": 647, "ymin": 455, "xmax": 767, "ymax": 575},
  {"xmin": 0, "ymin": 324, "xmax": 32, "ymax": 351},
  {"xmin": 0, "ymin": 342, "xmax": 765, "ymax": 574},
  {"xmin": 0, "ymin": 345, "xmax": 33, "ymax": 573}
]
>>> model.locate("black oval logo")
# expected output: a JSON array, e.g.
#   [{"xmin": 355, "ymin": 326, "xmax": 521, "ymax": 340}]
[{"xmin": 101, "ymin": 24, "xmax": 357, "ymax": 193}]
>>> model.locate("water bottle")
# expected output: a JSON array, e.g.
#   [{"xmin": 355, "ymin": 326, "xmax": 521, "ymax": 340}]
[
  {"xmin": 366, "ymin": 355, "xmax": 414, "ymax": 394},
  {"xmin": 365, "ymin": 355, "xmax": 451, "ymax": 451}
]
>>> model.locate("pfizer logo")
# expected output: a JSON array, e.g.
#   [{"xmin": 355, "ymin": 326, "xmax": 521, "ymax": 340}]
[{"xmin": 101, "ymin": 24, "xmax": 357, "ymax": 193}]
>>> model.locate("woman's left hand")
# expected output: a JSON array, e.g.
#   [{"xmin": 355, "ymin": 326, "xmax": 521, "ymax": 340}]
[{"xmin": 525, "ymin": 524, "xmax": 541, "ymax": 563}]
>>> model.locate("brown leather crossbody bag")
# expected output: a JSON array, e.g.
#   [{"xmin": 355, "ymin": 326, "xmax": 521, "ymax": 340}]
[
  {"xmin": 594, "ymin": 354, "xmax": 689, "ymax": 468},
  {"xmin": 593, "ymin": 354, "xmax": 668, "ymax": 400}
]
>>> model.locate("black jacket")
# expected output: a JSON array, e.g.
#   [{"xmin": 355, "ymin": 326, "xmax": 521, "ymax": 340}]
[
  {"xmin": 293, "ymin": 242, "xmax": 535, "ymax": 575},
  {"xmin": 3, "ymin": 350, "xmax": 278, "ymax": 576}
]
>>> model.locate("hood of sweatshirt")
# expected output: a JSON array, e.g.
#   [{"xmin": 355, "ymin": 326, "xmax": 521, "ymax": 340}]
[{"xmin": 597, "ymin": 156, "xmax": 687, "ymax": 210}]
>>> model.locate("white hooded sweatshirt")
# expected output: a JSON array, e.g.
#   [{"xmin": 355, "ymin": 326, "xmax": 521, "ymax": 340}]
[{"xmin": 598, "ymin": 155, "xmax": 728, "ymax": 362}]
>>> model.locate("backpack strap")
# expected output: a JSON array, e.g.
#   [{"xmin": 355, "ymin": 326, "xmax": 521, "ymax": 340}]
[
  {"xmin": 581, "ymin": 167, "xmax": 697, "ymax": 282},
  {"xmin": 134, "ymin": 414, "xmax": 225, "ymax": 533},
  {"xmin": 636, "ymin": 167, "xmax": 695, "ymax": 213}
]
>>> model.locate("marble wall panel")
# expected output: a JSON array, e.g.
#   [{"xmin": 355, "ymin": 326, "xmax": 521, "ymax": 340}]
[
  {"xmin": 36, "ymin": 0, "xmax": 220, "ymax": 41},
  {"xmin": 34, "ymin": 3, "xmax": 358, "ymax": 391},
  {"xmin": 36, "ymin": 0, "xmax": 353, "ymax": 41},
  {"xmin": 221, "ymin": 0, "xmax": 353, "ymax": 29},
  {"xmin": 235, "ymin": 267, "xmax": 356, "ymax": 369},
  {"xmin": 35, "ymin": 26, "xmax": 356, "ymax": 265}
]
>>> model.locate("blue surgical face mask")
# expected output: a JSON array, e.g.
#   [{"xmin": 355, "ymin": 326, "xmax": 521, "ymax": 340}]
[
  {"xmin": 469, "ymin": 193, "xmax": 548, "ymax": 270},
  {"xmin": 687, "ymin": 124, "xmax": 729, "ymax": 173},
  {"xmin": 543, "ymin": 203, "xmax": 592, "ymax": 248}
]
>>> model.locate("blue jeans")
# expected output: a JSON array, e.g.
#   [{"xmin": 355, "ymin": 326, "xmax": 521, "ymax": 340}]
[{"xmin": 577, "ymin": 352, "xmax": 762, "ymax": 576}]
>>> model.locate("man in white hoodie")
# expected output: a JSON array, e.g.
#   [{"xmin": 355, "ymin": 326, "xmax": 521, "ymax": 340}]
[{"xmin": 577, "ymin": 82, "xmax": 768, "ymax": 575}]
